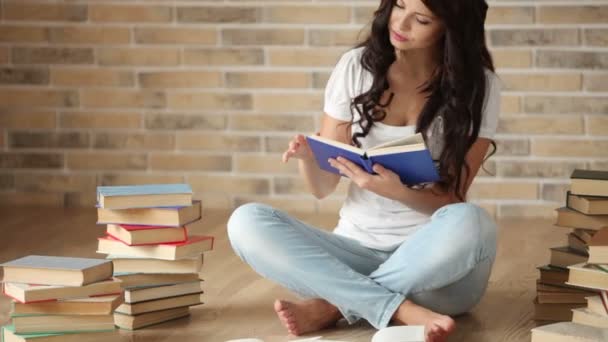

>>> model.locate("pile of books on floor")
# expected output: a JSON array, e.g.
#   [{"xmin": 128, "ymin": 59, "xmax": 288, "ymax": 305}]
[
  {"xmin": 95, "ymin": 183, "xmax": 213, "ymax": 330},
  {"xmin": 0, "ymin": 255, "xmax": 123, "ymax": 341},
  {"xmin": 532, "ymin": 169, "xmax": 608, "ymax": 341}
]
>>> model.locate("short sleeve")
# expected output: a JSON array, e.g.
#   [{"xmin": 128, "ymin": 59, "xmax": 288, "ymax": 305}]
[
  {"xmin": 323, "ymin": 50, "xmax": 358, "ymax": 122},
  {"xmin": 478, "ymin": 70, "xmax": 502, "ymax": 139}
]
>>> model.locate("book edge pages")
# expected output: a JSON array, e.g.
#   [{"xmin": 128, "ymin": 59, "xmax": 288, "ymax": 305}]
[{"xmin": 306, "ymin": 135, "xmax": 365, "ymax": 156}]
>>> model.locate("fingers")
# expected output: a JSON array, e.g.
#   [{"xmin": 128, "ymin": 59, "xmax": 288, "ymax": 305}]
[
  {"xmin": 372, "ymin": 163, "xmax": 389, "ymax": 177},
  {"xmin": 336, "ymin": 157, "xmax": 360, "ymax": 175},
  {"xmin": 372, "ymin": 163, "xmax": 399, "ymax": 181},
  {"xmin": 282, "ymin": 135, "xmax": 308, "ymax": 163},
  {"xmin": 328, "ymin": 157, "xmax": 361, "ymax": 178},
  {"xmin": 295, "ymin": 134, "xmax": 308, "ymax": 146},
  {"xmin": 328, "ymin": 158, "xmax": 350, "ymax": 177},
  {"xmin": 288, "ymin": 139, "xmax": 299, "ymax": 150}
]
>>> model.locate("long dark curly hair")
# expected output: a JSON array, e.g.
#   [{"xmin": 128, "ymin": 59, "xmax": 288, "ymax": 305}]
[{"xmin": 351, "ymin": 0, "xmax": 496, "ymax": 201}]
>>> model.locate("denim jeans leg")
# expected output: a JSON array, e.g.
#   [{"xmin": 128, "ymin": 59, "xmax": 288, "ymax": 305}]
[
  {"xmin": 226, "ymin": 202, "xmax": 403, "ymax": 328},
  {"xmin": 368, "ymin": 202, "xmax": 498, "ymax": 327}
]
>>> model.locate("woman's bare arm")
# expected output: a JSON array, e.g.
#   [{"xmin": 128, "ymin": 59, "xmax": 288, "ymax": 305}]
[
  {"xmin": 392, "ymin": 138, "xmax": 492, "ymax": 215},
  {"xmin": 283, "ymin": 114, "xmax": 352, "ymax": 199}
]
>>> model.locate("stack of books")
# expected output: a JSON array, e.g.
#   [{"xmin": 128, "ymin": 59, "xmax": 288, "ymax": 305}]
[
  {"xmin": 95, "ymin": 184, "xmax": 213, "ymax": 330},
  {"xmin": 533, "ymin": 169, "xmax": 608, "ymax": 322},
  {"xmin": 532, "ymin": 170, "xmax": 608, "ymax": 340},
  {"xmin": 0, "ymin": 255, "xmax": 123, "ymax": 341}
]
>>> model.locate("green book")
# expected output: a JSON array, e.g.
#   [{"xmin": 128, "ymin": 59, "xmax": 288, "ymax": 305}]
[
  {"xmin": 1, "ymin": 325, "xmax": 115, "ymax": 342},
  {"xmin": 2, "ymin": 325, "xmax": 62, "ymax": 341}
]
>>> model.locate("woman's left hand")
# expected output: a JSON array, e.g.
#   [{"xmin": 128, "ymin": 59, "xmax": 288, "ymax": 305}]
[{"xmin": 328, "ymin": 156, "xmax": 405, "ymax": 199}]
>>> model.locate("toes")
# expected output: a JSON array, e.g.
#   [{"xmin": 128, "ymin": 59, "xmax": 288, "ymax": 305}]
[
  {"xmin": 274, "ymin": 299, "xmax": 288, "ymax": 312},
  {"xmin": 287, "ymin": 323, "xmax": 299, "ymax": 336},
  {"xmin": 426, "ymin": 325, "xmax": 442, "ymax": 342},
  {"xmin": 285, "ymin": 313, "xmax": 296, "ymax": 323},
  {"xmin": 278, "ymin": 314, "xmax": 290, "ymax": 326}
]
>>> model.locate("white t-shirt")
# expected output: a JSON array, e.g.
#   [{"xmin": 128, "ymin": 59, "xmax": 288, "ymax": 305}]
[{"xmin": 323, "ymin": 47, "xmax": 502, "ymax": 251}]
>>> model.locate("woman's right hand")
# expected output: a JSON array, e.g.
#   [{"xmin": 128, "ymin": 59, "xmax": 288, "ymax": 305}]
[{"xmin": 282, "ymin": 134, "xmax": 314, "ymax": 163}]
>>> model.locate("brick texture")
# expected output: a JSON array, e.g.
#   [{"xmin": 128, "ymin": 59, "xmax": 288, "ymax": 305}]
[{"xmin": 0, "ymin": 0, "xmax": 605, "ymax": 217}]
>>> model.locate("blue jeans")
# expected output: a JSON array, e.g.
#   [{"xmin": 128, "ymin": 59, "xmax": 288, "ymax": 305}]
[{"xmin": 226, "ymin": 202, "xmax": 497, "ymax": 329}]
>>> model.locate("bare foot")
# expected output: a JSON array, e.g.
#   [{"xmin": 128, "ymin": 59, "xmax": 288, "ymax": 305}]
[
  {"xmin": 392, "ymin": 300, "xmax": 455, "ymax": 342},
  {"xmin": 273, "ymin": 298, "xmax": 341, "ymax": 336}
]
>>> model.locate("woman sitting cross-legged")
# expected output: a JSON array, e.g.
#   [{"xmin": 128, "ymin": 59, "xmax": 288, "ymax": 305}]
[{"xmin": 227, "ymin": 0, "xmax": 501, "ymax": 341}]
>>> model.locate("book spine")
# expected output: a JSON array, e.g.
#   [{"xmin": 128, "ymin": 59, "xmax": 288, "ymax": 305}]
[
  {"xmin": 600, "ymin": 290, "xmax": 608, "ymax": 315},
  {"xmin": 359, "ymin": 155, "xmax": 374, "ymax": 174}
]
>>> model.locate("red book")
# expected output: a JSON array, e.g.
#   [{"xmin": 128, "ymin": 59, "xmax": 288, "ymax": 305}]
[
  {"xmin": 106, "ymin": 224, "xmax": 188, "ymax": 246},
  {"xmin": 97, "ymin": 235, "xmax": 213, "ymax": 260}
]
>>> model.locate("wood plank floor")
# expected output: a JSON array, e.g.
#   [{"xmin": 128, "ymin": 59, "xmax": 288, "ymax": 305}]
[{"xmin": 0, "ymin": 206, "xmax": 563, "ymax": 341}]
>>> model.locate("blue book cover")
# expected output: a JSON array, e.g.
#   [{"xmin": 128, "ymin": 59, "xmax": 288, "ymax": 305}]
[
  {"xmin": 97, "ymin": 184, "xmax": 192, "ymax": 198},
  {"xmin": 1, "ymin": 255, "xmax": 111, "ymax": 271},
  {"xmin": 306, "ymin": 134, "xmax": 440, "ymax": 186},
  {"xmin": 96, "ymin": 184, "xmax": 193, "ymax": 209}
]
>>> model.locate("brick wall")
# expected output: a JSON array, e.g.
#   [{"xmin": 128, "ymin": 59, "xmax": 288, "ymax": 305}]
[{"xmin": 0, "ymin": 0, "xmax": 606, "ymax": 218}]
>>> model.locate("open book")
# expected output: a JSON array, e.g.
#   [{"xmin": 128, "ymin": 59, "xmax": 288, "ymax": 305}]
[
  {"xmin": 225, "ymin": 325, "xmax": 425, "ymax": 342},
  {"xmin": 306, "ymin": 133, "xmax": 440, "ymax": 186}
]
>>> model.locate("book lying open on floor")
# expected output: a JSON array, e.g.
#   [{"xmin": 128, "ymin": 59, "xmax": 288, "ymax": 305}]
[
  {"xmin": 306, "ymin": 133, "xmax": 440, "ymax": 186},
  {"xmin": 371, "ymin": 326, "xmax": 425, "ymax": 342},
  {"xmin": 1, "ymin": 256, "xmax": 113, "ymax": 287},
  {"xmin": 229, "ymin": 325, "xmax": 425, "ymax": 342},
  {"xmin": 96, "ymin": 183, "xmax": 193, "ymax": 209}
]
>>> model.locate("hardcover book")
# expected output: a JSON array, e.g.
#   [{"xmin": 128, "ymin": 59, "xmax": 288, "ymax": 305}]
[
  {"xmin": 305, "ymin": 133, "xmax": 440, "ymax": 186},
  {"xmin": 97, "ymin": 235, "xmax": 213, "ymax": 261},
  {"xmin": 1, "ymin": 256, "xmax": 113, "ymax": 287},
  {"xmin": 97, "ymin": 200, "xmax": 201, "ymax": 227},
  {"xmin": 96, "ymin": 184, "xmax": 193, "ymax": 209}
]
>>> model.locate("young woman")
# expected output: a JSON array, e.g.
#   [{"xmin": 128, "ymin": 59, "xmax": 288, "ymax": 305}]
[{"xmin": 227, "ymin": 0, "xmax": 501, "ymax": 341}]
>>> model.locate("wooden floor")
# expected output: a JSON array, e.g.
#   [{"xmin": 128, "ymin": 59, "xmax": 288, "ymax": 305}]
[{"xmin": 0, "ymin": 206, "xmax": 563, "ymax": 342}]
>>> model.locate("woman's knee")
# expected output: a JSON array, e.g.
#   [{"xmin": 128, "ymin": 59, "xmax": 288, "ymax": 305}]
[
  {"xmin": 226, "ymin": 202, "xmax": 276, "ymax": 250},
  {"xmin": 409, "ymin": 258, "xmax": 493, "ymax": 315},
  {"xmin": 431, "ymin": 202, "xmax": 497, "ymax": 260},
  {"xmin": 433, "ymin": 203, "xmax": 496, "ymax": 236}
]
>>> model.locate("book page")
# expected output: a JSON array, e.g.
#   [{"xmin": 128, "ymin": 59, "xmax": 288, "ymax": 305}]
[
  {"xmin": 306, "ymin": 135, "xmax": 365, "ymax": 156},
  {"xmin": 368, "ymin": 133, "xmax": 424, "ymax": 150},
  {"xmin": 366, "ymin": 143, "xmax": 426, "ymax": 157}
]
